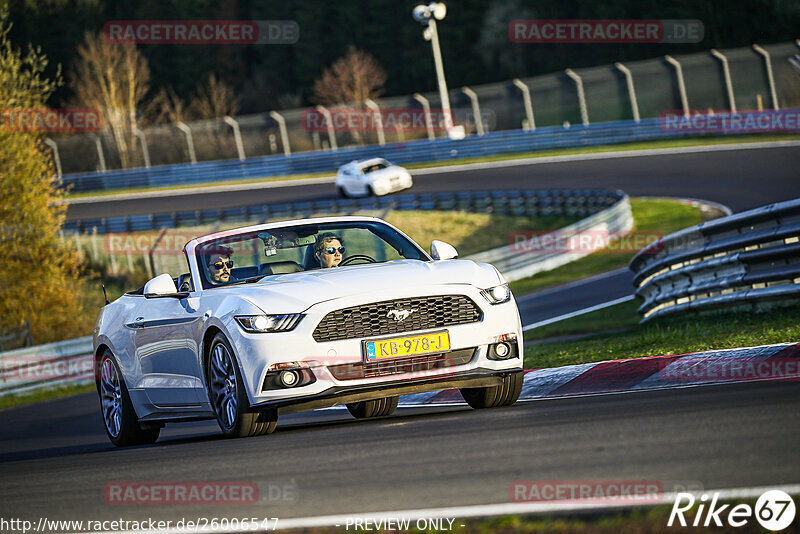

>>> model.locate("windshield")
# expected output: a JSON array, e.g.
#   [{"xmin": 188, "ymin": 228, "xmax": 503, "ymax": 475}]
[
  {"xmin": 195, "ymin": 220, "xmax": 427, "ymax": 289},
  {"xmin": 362, "ymin": 161, "xmax": 389, "ymax": 173}
]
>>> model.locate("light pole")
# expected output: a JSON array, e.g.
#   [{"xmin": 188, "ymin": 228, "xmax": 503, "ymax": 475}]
[{"xmin": 412, "ymin": 2, "xmax": 464, "ymax": 139}]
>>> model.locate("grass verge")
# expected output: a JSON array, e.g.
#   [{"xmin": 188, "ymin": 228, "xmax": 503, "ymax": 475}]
[
  {"xmin": 509, "ymin": 197, "xmax": 721, "ymax": 296},
  {"xmin": 65, "ymin": 134, "xmax": 800, "ymax": 200},
  {"xmin": 523, "ymin": 302, "xmax": 800, "ymax": 369}
]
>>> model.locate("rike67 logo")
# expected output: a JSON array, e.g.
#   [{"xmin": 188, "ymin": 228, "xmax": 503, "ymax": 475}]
[{"xmin": 669, "ymin": 490, "xmax": 796, "ymax": 531}]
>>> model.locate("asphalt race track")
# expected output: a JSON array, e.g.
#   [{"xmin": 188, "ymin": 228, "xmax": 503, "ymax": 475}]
[
  {"xmin": 66, "ymin": 144, "xmax": 800, "ymax": 221},
  {"xmin": 2, "ymin": 144, "xmax": 796, "ymax": 528},
  {"xmin": 1, "ymin": 381, "xmax": 799, "ymax": 526}
]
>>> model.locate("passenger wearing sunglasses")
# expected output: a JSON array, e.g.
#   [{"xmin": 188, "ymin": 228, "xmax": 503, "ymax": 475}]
[
  {"xmin": 207, "ymin": 246, "xmax": 236, "ymax": 284},
  {"xmin": 314, "ymin": 233, "xmax": 345, "ymax": 269}
]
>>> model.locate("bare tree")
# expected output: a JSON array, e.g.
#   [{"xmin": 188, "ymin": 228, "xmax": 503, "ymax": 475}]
[
  {"xmin": 71, "ymin": 32, "xmax": 150, "ymax": 169},
  {"xmin": 311, "ymin": 46, "xmax": 387, "ymax": 106},
  {"xmin": 147, "ymin": 86, "xmax": 188, "ymax": 125},
  {"xmin": 189, "ymin": 73, "xmax": 240, "ymax": 119}
]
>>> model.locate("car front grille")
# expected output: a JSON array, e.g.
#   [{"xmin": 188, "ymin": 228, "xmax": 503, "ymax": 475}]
[
  {"xmin": 328, "ymin": 348, "xmax": 476, "ymax": 380},
  {"xmin": 312, "ymin": 295, "xmax": 482, "ymax": 342}
]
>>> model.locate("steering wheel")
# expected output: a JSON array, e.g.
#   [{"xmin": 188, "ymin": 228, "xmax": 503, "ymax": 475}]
[{"xmin": 340, "ymin": 254, "xmax": 377, "ymax": 266}]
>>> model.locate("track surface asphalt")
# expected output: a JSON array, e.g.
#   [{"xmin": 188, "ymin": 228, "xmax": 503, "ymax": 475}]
[
  {"xmin": 1, "ymin": 382, "xmax": 799, "ymax": 523},
  {"xmin": 1, "ymin": 145, "xmax": 796, "ymax": 526}
]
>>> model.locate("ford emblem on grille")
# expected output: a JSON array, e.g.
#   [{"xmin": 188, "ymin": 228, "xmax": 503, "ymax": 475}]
[{"xmin": 386, "ymin": 308, "xmax": 417, "ymax": 322}]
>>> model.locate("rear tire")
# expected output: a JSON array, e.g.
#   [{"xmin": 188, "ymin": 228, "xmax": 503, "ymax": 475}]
[
  {"xmin": 207, "ymin": 333, "xmax": 277, "ymax": 438},
  {"xmin": 366, "ymin": 184, "xmax": 376, "ymax": 197},
  {"xmin": 460, "ymin": 371, "xmax": 523, "ymax": 409},
  {"xmin": 337, "ymin": 186, "xmax": 349, "ymax": 198},
  {"xmin": 97, "ymin": 351, "xmax": 160, "ymax": 447},
  {"xmin": 346, "ymin": 396, "xmax": 399, "ymax": 419}
]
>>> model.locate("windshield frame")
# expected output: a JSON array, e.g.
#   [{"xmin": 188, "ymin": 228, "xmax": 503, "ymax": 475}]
[{"xmin": 185, "ymin": 216, "xmax": 431, "ymax": 291}]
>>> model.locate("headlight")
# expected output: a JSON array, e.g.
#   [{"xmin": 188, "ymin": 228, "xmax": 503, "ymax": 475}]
[
  {"xmin": 481, "ymin": 283, "xmax": 511, "ymax": 304},
  {"xmin": 235, "ymin": 314, "xmax": 303, "ymax": 333}
]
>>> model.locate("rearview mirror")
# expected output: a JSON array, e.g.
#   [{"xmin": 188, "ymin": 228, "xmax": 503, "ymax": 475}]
[
  {"xmin": 430, "ymin": 240, "xmax": 458, "ymax": 260},
  {"xmin": 144, "ymin": 274, "xmax": 189, "ymax": 299}
]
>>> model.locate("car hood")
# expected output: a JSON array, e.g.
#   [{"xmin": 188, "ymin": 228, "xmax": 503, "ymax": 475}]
[
  {"xmin": 219, "ymin": 259, "xmax": 502, "ymax": 313},
  {"xmin": 365, "ymin": 166, "xmax": 406, "ymax": 180}
]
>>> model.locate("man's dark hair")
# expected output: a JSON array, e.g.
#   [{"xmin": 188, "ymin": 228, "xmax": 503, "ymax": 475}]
[{"xmin": 205, "ymin": 245, "xmax": 234, "ymax": 265}]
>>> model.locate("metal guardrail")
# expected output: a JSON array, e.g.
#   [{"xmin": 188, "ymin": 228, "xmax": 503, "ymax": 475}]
[
  {"xmin": 8, "ymin": 188, "xmax": 631, "ymax": 398},
  {"xmin": 467, "ymin": 193, "xmax": 632, "ymax": 282},
  {"xmin": 64, "ymin": 188, "xmax": 624, "ymax": 235},
  {"xmin": 61, "ymin": 118, "xmax": 705, "ymax": 193},
  {"xmin": 0, "ymin": 336, "xmax": 93, "ymax": 397},
  {"xmin": 630, "ymin": 198, "xmax": 800, "ymax": 321}
]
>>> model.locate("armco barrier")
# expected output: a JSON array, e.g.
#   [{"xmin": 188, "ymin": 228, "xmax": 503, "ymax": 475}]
[
  {"xmin": 8, "ymin": 189, "xmax": 631, "ymax": 398},
  {"xmin": 0, "ymin": 336, "xmax": 93, "ymax": 397},
  {"xmin": 630, "ymin": 198, "xmax": 800, "ymax": 321},
  {"xmin": 61, "ymin": 118, "xmax": 702, "ymax": 193},
  {"xmin": 64, "ymin": 189, "xmax": 624, "ymax": 235}
]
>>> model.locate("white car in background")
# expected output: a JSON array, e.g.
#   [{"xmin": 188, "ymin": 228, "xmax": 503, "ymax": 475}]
[
  {"xmin": 335, "ymin": 158, "xmax": 413, "ymax": 197},
  {"xmin": 93, "ymin": 216, "xmax": 523, "ymax": 446}
]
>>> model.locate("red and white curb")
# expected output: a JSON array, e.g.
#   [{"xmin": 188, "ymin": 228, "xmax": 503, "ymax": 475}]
[{"xmin": 398, "ymin": 342, "xmax": 800, "ymax": 406}]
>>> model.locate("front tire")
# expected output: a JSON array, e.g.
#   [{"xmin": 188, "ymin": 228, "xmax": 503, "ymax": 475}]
[
  {"xmin": 460, "ymin": 371, "xmax": 523, "ymax": 409},
  {"xmin": 98, "ymin": 351, "xmax": 160, "ymax": 447},
  {"xmin": 346, "ymin": 396, "xmax": 399, "ymax": 419},
  {"xmin": 207, "ymin": 333, "xmax": 277, "ymax": 438}
]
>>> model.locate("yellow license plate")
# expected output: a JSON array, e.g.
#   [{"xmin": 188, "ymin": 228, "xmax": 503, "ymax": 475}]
[{"xmin": 364, "ymin": 331, "xmax": 450, "ymax": 360}]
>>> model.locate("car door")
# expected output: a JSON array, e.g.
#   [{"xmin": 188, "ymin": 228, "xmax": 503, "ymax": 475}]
[{"xmin": 129, "ymin": 296, "xmax": 204, "ymax": 407}]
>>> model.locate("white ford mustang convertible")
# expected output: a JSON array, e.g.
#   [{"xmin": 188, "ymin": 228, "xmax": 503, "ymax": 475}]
[{"xmin": 94, "ymin": 216, "xmax": 524, "ymax": 446}]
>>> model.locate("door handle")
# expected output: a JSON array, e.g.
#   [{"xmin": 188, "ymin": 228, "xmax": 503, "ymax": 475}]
[{"xmin": 134, "ymin": 317, "xmax": 145, "ymax": 328}]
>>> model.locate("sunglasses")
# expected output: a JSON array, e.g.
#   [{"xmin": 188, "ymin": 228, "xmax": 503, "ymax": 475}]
[
  {"xmin": 323, "ymin": 246, "xmax": 345, "ymax": 255},
  {"xmin": 211, "ymin": 260, "xmax": 234, "ymax": 270}
]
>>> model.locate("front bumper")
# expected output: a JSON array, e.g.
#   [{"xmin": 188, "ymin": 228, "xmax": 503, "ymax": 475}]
[{"xmin": 255, "ymin": 369, "xmax": 522, "ymax": 416}]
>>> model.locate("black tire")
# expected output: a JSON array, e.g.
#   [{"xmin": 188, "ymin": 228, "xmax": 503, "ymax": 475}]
[
  {"xmin": 366, "ymin": 184, "xmax": 376, "ymax": 197},
  {"xmin": 97, "ymin": 351, "xmax": 160, "ymax": 447},
  {"xmin": 346, "ymin": 396, "xmax": 399, "ymax": 419},
  {"xmin": 460, "ymin": 371, "xmax": 524, "ymax": 409},
  {"xmin": 337, "ymin": 186, "xmax": 349, "ymax": 198},
  {"xmin": 207, "ymin": 333, "xmax": 277, "ymax": 438}
]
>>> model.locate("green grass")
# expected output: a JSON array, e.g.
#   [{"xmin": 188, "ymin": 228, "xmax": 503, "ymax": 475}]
[
  {"xmin": 509, "ymin": 197, "xmax": 720, "ymax": 296},
  {"xmin": 0, "ymin": 382, "xmax": 95, "ymax": 411},
  {"xmin": 523, "ymin": 303, "xmax": 800, "ymax": 369},
  {"xmin": 65, "ymin": 134, "xmax": 800, "ymax": 200}
]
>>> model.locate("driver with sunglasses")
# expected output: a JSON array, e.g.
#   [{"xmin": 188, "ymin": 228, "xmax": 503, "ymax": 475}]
[
  {"xmin": 206, "ymin": 246, "xmax": 236, "ymax": 284},
  {"xmin": 314, "ymin": 233, "xmax": 345, "ymax": 269}
]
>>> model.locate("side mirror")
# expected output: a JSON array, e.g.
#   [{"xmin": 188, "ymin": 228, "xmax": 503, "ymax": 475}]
[
  {"xmin": 144, "ymin": 274, "xmax": 189, "ymax": 299},
  {"xmin": 431, "ymin": 240, "xmax": 458, "ymax": 260}
]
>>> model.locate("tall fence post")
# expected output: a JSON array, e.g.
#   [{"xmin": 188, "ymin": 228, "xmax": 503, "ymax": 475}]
[
  {"xmin": 90, "ymin": 133, "xmax": 107, "ymax": 172},
  {"xmin": 710, "ymin": 50, "xmax": 736, "ymax": 112},
  {"xmin": 461, "ymin": 86, "xmax": 484, "ymax": 135},
  {"xmin": 176, "ymin": 121, "xmax": 197, "ymax": 164},
  {"xmin": 44, "ymin": 137, "xmax": 62, "ymax": 177},
  {"xmin": 412, "ymin": 93, "xmax": 435, "ymax": 140},
  {"xmin": 564, "ymin": 69, "xmax": 589, "ymax": 126},
  {"xmin": 365, "ymin": 99, "xmax": 386, "ymax": 145},
  {"xmin": 664, "ymin": 55, "xmax": 690, "ymax": 117},
  {"xmin": 223, "ymin": 116, "xmax": 246, "ymax": 160},
  {"xmin": 511, "ymin": 78, "xmax": 535, "ymax": 131},
  {"xmin": 131, "ymin": 127, "xmax": 151, "ymax": 168},
  {"xmin": 268, "ymin": 111, "xmax": 291, "ymax": 156},
  {"xmin": 752, "ymin": 44, "xmax": 779, "ymax": 110},
  {"xmin": 315, "ymin": 105, "xmax": 338, "ymax": 151},
  {"xmin": 614, "ymin": 63, "xmax": 640, "ymax": 122}
]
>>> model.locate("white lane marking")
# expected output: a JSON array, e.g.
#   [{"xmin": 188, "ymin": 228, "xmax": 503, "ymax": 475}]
[
  {"xmin": 522, "ymin": 295, "xmax": 635, "ymax": 332},
  {"xmin": 95, "ymin": 484, "xmax": 800, "ymax": 533},
  {"xmin": 67, "ymin": 140, "xmax": 800, "ymax": 204},
  {"xmin": 515, "ymin": 266, "xmax": 631, "ymax": 303}
]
